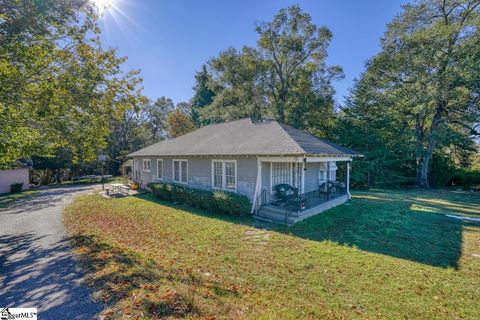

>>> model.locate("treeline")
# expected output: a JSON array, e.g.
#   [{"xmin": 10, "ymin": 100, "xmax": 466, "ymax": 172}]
[{"xmin": 1, "ymin": 1, "xmax": 479, "ymax": 188}]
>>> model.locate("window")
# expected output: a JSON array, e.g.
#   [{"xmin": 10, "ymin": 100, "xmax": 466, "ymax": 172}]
[
  {"xmin": 319, "ymin": 170, "xmax": 327, "ymax": 183},
  {"xmin": 270, "ymin": 162, "xmax": 292, "ymax": 193},
  {"xmin": 212, "ymin": 160, "xmax": 236, "ymax": 191},
  {"xmin": 143, "ymin": 159, "xmax": 151, "ymax": 172},
  {"xmin": 173, "ymin": 159, "xmax": 188, "ymax": 184},
  {"xmin": 330, "ymin": 169, "xmax": 336, "ymax": 182},
  {"xmin": 157, "ymin": 159, "xmax": 163, "ymax": 180},
  {"xmin": 213, "ymin": 161, "xmax": 223, "ymax": 189}
]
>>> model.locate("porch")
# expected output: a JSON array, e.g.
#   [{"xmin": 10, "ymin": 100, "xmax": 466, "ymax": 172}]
[{"xmin": 252, "ymin": 156, "xmax": 352, "ymax": 225}]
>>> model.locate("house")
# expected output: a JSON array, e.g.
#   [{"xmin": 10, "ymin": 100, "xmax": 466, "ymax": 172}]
[{"xmin": 128, "ymin": 118, "xmax": 361, "ymax": 224}]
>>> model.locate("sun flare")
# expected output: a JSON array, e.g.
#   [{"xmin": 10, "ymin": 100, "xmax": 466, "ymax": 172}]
[{"xmin": 91, "ymin": 0, "xmax": 113, "ymax": 14}]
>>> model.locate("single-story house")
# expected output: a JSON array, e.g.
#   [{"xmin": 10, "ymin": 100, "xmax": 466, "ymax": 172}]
[{"xmin": 128, "ymin": 118, "xmax": 361, "ymax": 224}]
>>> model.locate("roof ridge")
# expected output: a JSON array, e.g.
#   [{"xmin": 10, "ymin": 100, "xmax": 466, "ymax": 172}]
[{"xmin": 275, "ymin": 121, "xmax": 307, "ymax": 154}]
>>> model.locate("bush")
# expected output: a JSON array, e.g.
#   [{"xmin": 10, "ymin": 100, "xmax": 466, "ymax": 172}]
[
  {"xmin": 148, "ymin": 183, "xmax": 250, "ymax": 216},
  {"xmin": 10, "ymin": 182, "xmax": 23, "ymax": 193},
  {"xmin": 452, "ymin": 169, "xmax": 480, "ymax": 188}
]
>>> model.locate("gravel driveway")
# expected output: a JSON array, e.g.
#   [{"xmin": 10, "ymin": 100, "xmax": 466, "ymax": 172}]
[{"xmin": 0, "ymin": 185, "xmax": 103, "ymax": 319}]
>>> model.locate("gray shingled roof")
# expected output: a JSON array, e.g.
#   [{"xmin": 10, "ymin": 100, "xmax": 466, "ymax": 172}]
[{"xmin": 128, "ymin": 118, "xmax": 360, "ymax": 157}]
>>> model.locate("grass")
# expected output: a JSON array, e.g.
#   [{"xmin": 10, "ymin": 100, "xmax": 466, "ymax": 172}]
[
  {"xmin": 64, "ymin": 189, "xmax": 480, "ymax": 319},
  {"xmin": 0, "ymin": 190, "xmax": 37, "ymax": 209}
]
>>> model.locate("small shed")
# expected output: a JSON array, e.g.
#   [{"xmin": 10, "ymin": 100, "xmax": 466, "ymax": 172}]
[{"xmin": 0, "ymin": 168, "xmax": 29, "ymax": 194}]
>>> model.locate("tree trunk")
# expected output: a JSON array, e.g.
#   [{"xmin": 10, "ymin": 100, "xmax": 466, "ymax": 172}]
[
  {"xmin": 419, "ymin": 154, "xmax": 430, "ymax": 188},
  {"xmin": 418, "ymin": 100, "xmax": 445, "ymax": 187}
]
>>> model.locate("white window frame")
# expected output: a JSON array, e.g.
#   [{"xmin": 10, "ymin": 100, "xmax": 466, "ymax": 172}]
[
  {"xmin": 270, "ymin": 162, "xmax": 293, "ymax": 194},
  {"xmin": 143, "ymin": 159, "xmax": 151, "ymax": 172},
  {"xmin": 156, "ymin": 159, "xmax": 163, "ymax": 180},
  {"xmin": 211, "ymin": 159, "xmax": 237, "ymax": 192},
  {"xmin": 172, "ymin": 159, "xmax": 188, "ymax": 184}
]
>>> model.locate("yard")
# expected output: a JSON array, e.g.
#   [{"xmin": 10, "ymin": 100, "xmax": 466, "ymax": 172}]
[{"xmin": 64, "ymin": 189, "xmax": 480, "ymax": 319}]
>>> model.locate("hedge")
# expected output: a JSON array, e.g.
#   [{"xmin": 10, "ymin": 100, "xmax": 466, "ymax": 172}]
[
  {"xmin": 147, "ymin": 183, "xmax": 251, "ymax": 216},
  {"xmin": 10, "ymin": 182, "xmax": 23, "ymax": 193}
]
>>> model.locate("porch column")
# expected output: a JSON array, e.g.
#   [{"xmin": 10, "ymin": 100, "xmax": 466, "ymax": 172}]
[
  {"xmin": 301, "ymin": 159, "xmax": 305, "ymax": 194},
  {"xmin": 250, "ymin": 158, "xmax": 263, "ymax": 213},
  {"xmin": 346, "ymin": 161, "xmax": 351, "ymax": 199}
]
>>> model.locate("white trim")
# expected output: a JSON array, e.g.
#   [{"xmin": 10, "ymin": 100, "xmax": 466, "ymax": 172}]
[
  {"xmin": 257, "ymin": 156, "xmax": 351, "ymax": 163},
  {"xmin": 346, "ymin": 162, "xmax": 351, "ymax": 199},
  {"xmin": 143, "ymin": 159, "xmax": 151, "ymax": 172},
  {"xmin": 172, "ymin": 159, "xmax": 188, "ymax": 184},
  {"xmin": 305, "ymin": 157, "xmax": 351, "ymax": 162},
  {"xmin": 251, "ymin": 158, "xmax": 263, "ymax": 213},
  {"xmin": 211, "ymin": 159, "xmax": 237, "ymax": 192},
  {"xmin": 156, "ymin": 159, "xmax": 163, "ymax": 180}
]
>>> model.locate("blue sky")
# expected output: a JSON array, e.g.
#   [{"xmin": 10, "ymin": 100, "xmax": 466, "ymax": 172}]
[{"xmin": 99, "ymin": 0, "xmax": 405, "ymax": 105}]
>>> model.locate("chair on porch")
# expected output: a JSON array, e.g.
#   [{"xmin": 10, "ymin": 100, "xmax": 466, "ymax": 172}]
[
  {"xmin": 319, "ymin": 181, "xmax": 335, "ymax": 200},
  {"xmin": 273, "ymin": 184, "xmax": 298, "ymax": 204}
]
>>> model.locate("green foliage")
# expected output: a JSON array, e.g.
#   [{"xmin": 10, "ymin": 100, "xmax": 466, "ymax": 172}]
[
  {"xmin": 198, "ymin": 5, "xmax": 342, "ymax": 132},
  {"xmin": 148, "ymin": 183, "xmax": 250, "ymax": 216},
  {"xmin": 452, "ymin": 168, "xmax": 480, "ymax": 188},
  {"xmin": 429, "ymin": 153, "xmax": 456, "ymax": 187},
  {"xmin": 191, "ymin": 64, "xmax": 216, "ymax": 126},
  {"xmin": 0, "ymin": 0, "xmax": 145, "ymax": 169},
  {"xmin": 10, "ymin": 182, "xmax": 23, "ymax": 193},
  {"xmin": 338, "ymin": 0, "xmax": 480, "ymax": 187}
]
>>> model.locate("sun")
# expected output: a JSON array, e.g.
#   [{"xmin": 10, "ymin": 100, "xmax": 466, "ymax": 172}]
[{"xmin": 91, "ymin": 0, "xmax": 113, "ymax": 14}]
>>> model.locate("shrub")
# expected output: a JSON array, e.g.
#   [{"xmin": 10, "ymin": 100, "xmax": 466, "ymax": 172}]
[
  {"xmin": 452, "ymin": 169, "xmax": 480, "ymax": 188},
  {"xmin": 148, "ymin": 183, "xmax": 250, "ymax": 216},
  {"xmin": 10, "ymin": 182, "xmax": 23, "ymax": 193}
]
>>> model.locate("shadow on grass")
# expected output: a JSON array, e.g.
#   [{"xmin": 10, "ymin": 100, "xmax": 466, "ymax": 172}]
[
  {"xmin": 137, "ymin": 191, "xmax": 471, "ymax": 269},
  {"xmin": 69, "ymin": 234, "xmax": 240, "ymax": 319}
]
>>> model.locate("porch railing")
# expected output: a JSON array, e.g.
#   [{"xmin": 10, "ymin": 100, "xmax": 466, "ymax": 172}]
[
  {"xmin": 254, "ymin": 188, "xmax": 266, "ymax": 216},
  {"xmin": 283, "ymin": 181, "xmax": 347, "ymax": 221}
]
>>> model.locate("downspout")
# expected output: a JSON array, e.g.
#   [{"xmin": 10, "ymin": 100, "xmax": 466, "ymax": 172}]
[{"xmin": 250, "ymin": 157, "xmax": 262, "ymax": 214}]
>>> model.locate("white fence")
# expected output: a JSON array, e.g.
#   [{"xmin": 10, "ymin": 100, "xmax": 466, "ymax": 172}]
[{"xmin": 0, "ymin": 168, "xmax": 29, "ymax": 194}]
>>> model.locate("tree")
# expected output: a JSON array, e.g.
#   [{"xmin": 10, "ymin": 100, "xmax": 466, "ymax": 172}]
[
  {"xmin": 358, "ymin": 0, "xmax": 480, "ymax": 187},
  {"xmin": 338, "ymin": 77, "xmax": 417, "ymax": 187},
  {"xmin": 168, "ymin": 110, "xmax": 195, "ymax": 138},
  {"xmin": 143, "ymin": 97, "xmax": 174, "ymax": 141},
  {"xmin": 191, "ymin": 65, "xmax": 216, "ymax": 125},
  {"xmin": 338, "ymin": 0, "xmax": 480, "ymax": 187},
  {"xmin": 0, "ymin": 0, "xmax": 145, "ymax": 169},
  {"xmin": 199, "ymin": 5, "xmax": 342, "ymax": 128},
  {"xmin": 256, "ymin": 5, "xmax": 343, "ymax": 122},
  {"xmin": 202, "ymin": 47, "xmax": 267, "ymax": 123}
]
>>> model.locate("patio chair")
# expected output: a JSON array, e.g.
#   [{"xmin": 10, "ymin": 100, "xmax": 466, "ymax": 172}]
[
  {"xmin": 274, "ymin": 184, "xmax": 298, "ymax": 203},
  {"xmin": 319, "ymin": 181, "xmax": 335, "ymax": 199}
]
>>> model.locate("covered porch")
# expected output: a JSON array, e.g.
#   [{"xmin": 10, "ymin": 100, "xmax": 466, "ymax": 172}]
[{"xmin": 252, "ymin": 156, "xmax": 352, "ymax": 225}]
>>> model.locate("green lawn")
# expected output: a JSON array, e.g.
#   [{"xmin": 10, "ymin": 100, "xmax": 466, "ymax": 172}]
[
  {"xmin": 0, "ymin": 190, "xmax": 37, "ymax": 209},
  {"xmin": 64, "ymin": 189, "xmax": 480, "ymax": 319}
]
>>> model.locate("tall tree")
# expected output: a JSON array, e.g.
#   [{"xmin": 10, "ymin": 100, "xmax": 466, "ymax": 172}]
[
  {"xmin": 202, "ymin": 47, "xmax": 267, "ymax": 122},
  {"xmin": 358, "ymin": 0, "xmax": 480, "ymax": 187},
  {"xmin": 199, "ymin": 5, "xmax": 342, "ymax": 127},
  {"xmin": 256, "ymin": 5, "xmax": 343, "ymax": 122},
  {"xmin": 343, "ymin": 0, "xmax": 480, "ymax": 186},
  {"xmin": 0, "ymin": 0, "xmax": 144, "ymax": 169},
  {"xmin": 143, "ymin": 97, "xmax": 174, "ymax": 141},
  {"xmin": 191, "ymin": 64, "xmax": 216, "ymax": 125}
]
